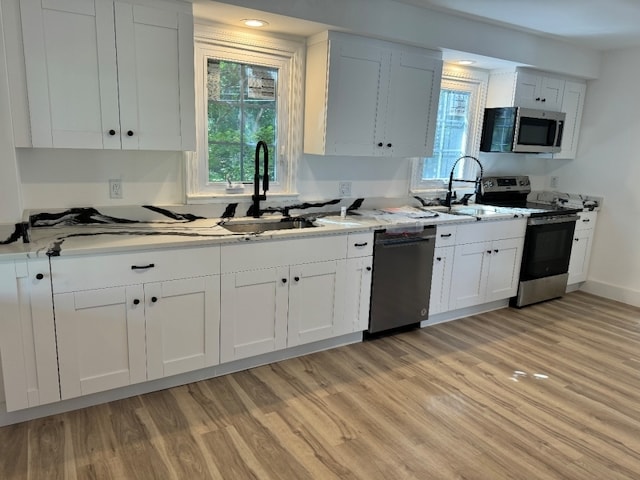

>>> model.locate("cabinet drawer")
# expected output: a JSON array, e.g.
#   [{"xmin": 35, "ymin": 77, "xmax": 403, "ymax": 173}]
[
  {"xmin": 574, "ymin": 211, "xmax": 597, "ymax": 232},
  {"xmin": 347, "ymin": 232, "xmax": 374, "ymax": 257},
  {"xmin": 221, "ymin": 235, "xmax": 348, "ymax": 273},
  {"xmin": 457, "ymin": 219, "xmax": 526, "ymax": 244},
  {"xmin": 51, "ymin": 245, "xmax": 220, "ymax": 294},
  {"xmin": 435, "ymin": 225, "xmax": 457, "ymax": 247}
]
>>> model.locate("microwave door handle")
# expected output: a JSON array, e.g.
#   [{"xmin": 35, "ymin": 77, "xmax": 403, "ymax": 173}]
[{"xmin": 555, "ymin": 120, "xmax": 565, "ymax": 147}]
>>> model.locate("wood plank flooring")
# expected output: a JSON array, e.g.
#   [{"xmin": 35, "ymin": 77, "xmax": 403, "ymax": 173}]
[{"xmin": 3, "ymin": 291, "xmax": 640, "ymax": 479}]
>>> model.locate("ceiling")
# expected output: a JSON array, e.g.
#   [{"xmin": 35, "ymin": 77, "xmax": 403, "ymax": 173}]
[
  {"xmin": 193, "ymin": 0, "xmax": 640, "ymax": 69},
  {"xmin": 392, "ymin": 0, "xmax": 640, "ymax": 51}
]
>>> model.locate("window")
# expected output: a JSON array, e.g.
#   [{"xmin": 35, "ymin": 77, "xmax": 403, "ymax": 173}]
[
  {"xmin": 412, "ymin": 68, "xmax": 488, "ymax": 191},
  {"xmin": 187, "ymin": 26, "xmax": 304, "ymax": 200}
]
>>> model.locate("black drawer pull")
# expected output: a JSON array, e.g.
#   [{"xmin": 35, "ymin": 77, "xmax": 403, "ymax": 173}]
[
  {"xmin": 366, "ymin": 266, "xmax": 372, "ymax": 271},
  {"xmin": 133, "ymin": 299, "xmax": 140, "ymax": 305},
  {"xmin": 36, "ymin": 273, "xmax": 44, "ymax": 280},
  {"xmin": 131, "ymin": 263, "xmax": 155, "ymax": 270},
  {"xmin": 436, "ymin": 257, "xmax": 442, "ymax": 261},
  {"xmin": 440, "ymin": 233, "xmax": 452, "ymax": 238},
  {"xmin": 354, "ymin": 242, "xmax": 368, "ymax": 247},
  {"xmin": 582, "ymin": 219, "xmax": 591, "ymax": 222},
  {"xmin": 151, "ymin": 296, "xmax": 158, "ymax": 303}
]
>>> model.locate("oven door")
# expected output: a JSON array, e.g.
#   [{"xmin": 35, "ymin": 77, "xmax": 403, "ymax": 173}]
[{"xmin": 519, "ymin": 215, "xmax": 578, "ymax": 280}]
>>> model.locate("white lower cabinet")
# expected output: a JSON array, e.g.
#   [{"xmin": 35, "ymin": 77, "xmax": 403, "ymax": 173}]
[
  {"xmin": 568, "ymin": 211, "xmax": 598, "ymax": 284},
  {"xmin": 51, "ymin": 246, "xmax": 220, "ymax": 400},
  {"xmin": 220, "ymin": 267, "xmax": 289, "ymax": 362},
  {"xmin": 429, "ymin": 246, "xmax": 454, "ymax": 315},
  {"xmin": 0, "ymin": 258, "xmax": 60, "ymax": 412},
  {"xmin": 219, "ymin": 234, "xmax": 369, "ymax": 363},
  {"xmin": 433, "ymin": 219, "xmax": 526, "ymax": 314}
]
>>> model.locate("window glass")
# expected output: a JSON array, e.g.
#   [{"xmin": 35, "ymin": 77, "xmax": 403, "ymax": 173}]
[
  {"xmin": 412, "ymin": 69, "xmax": 488, "ymax": 192},
  {"xmin": 207, "ymin": 60, "xmax": 278, "ymax": 183}
]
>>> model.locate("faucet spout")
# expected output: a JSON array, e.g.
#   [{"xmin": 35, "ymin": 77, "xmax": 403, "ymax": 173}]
[
  {"xmin": 446, "ymin": 155, "xmax": 484, "ymax": 207},
  {"xmin": 252, "ymin": 141, "xmax": 269, "ymax": 218}
]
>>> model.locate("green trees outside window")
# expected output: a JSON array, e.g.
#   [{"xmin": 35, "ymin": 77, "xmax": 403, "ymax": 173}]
[{"xmin": 207, "ymin": 59, "xmax": 278, "ymax": 183}]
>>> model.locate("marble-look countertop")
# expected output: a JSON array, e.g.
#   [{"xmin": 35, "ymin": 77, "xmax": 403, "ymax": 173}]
[{"xmin": 0, "ymin": 202, "xmax": 526, "ymax": 261}]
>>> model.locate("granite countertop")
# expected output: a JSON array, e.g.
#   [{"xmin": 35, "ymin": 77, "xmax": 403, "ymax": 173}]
[{"xmin": 0, "ymin": 202, "xmax": 528, "ymax": 260}]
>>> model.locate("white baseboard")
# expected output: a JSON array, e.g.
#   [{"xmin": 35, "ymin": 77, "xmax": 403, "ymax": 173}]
[{"xmin": 580, "ymin": 279, "xmax": 640, "ymax": 308}]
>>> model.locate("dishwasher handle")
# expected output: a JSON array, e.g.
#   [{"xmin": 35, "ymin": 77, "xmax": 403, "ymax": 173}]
[{"xmin": 376, "ymin": 235, "xmax": 435, "ymax": 247}]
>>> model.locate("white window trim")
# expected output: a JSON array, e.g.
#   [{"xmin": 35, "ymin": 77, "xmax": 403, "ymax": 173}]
[
  {"xmin": 186, "ymin": 24, "xmax": 305, "ymax": 202},
  {"xmin": 411, "ymin": 66, "xmax": 488, "ymax": 194}
]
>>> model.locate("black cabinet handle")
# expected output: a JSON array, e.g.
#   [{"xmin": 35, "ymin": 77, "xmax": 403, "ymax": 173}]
[
  {"xmin": 282, "ymin": 278, "xmax": 287, "ymax": 284},
  {"xmin": 366, "ymin": 266, "xmax": 372, "ymax": 271},
  {"xmin": 131, "ymin": 264, "xmax": 155, "ymax": 270},
  {"xmin": 541, "ymin": 98, "xmax": 546, "ymax": 102},
  {"xmin": 575, "ymin": 238, "xmax": 579, "ymax": 242},
  {"xmin": 377, "ymin": 142, "xmax": 383, "ymax": 147},
  {"xmin": 151, "ymin": 296, "xmax": 158, "ymax": 303},
  {"xmin": 294, "ymin": 276, "xmax": 300, "ymax": 282},
  {"xmin": 494, "ymin": 249, "xmax": 499, "ymax": 253},
  {"xmin": 440, "ymin": 233, "xmax": 452, "ymax": 238},
  {"xmin": 386, "ymin": 143, "xmax": 392, "ymax": 148},
  {"xmin": 108, "ymin": 129, "xmax": 116, "ymax": 136},
  {"xmin": 354, "ymin": 242, "xmax": 368, "ymax": 247},
  {"xmin": 486, "ymin": 250, "xmax": 492, "ymax": 254},
  {"xmin": 36, "ymin": 273, "xmax": 44, "ymax": 280},
  {"xmin": 535, "ymin": 97, "xmax": 541, "ymax": 101},
  {"xmin": 127, "ymin": 130, "xmax": 134, "ymax": 137},
  {"xmin": 133, "ymin": 299, "xmax": 140, "ymax": 305},
  {"xmin": 436, "ymin": 257, "xmax": 442, "ymax": 261},
  {"xmin": 582, "ymin": 218, "xmax": 591, "ymax": 223}
]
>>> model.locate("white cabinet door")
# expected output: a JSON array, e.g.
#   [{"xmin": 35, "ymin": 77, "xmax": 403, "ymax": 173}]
[
  {"xmin": 20, "ymin": 0, "xmax": 120, "ymax": 148},
  {"xmin": 145, "ymin": 276, "xmax": 220, "ymax": 380},
  {"xmin": 324, "ymin": 39, "xmax": 388, "ymax": 156},
  {"xmin": 55, "ymin": 285, "xmax": 147, "ymax": 399},
  {"xmin": 568, "ymin": 211, "xmax": 597, "ymax": 284},
  {"xmin": 220, "ymin": 267, "xmax": 288, "ymax": 363},
  {"xmin": 20, "ymin": 0, "xmax": 195, "ymax": 150},
  {"xmin": 485, "ymin": 238, "xmax": 523, "ymax": 302},
  {"xmin": 0, "ymin": 259, "xmax": 60, "ymax": 412},
  {"xmin": 114, "ymin": 2, "xmax": 195, "ymax": 150},
  {"xmin": 288, "ymin": 260, "xmax": 347, "ymax": 346},
  {"xmin": 555, "ymin": 80, "xmax": 587, "ymax": 160},
  {"xmin": 345, "ymin": 256, "xmax": 373, "ymax": 332},
  {"xmin": 385, "ymin": 50, "xmax": 442, "ymax": 157},
  {"xmin": 429, "ymin": 246, "xmax": 454, "ymax": 315},
  {"xmin": 450, "ymin": 242, "xmax": 492, "ymax": 310},
  {"xmin": 305, "ymin": 32, "xmax": 442, "ymax": 157},
  {"xmin": 514, "ymin": 71, "xmax": 564, "ymax": 111}
]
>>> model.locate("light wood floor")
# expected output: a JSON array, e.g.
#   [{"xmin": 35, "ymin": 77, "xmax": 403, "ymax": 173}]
[{"xmin": 2, "ymin": 291, "xmax": 640, "ymax": 479}]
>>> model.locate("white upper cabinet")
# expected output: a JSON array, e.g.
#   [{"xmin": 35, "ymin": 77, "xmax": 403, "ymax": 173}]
[
  {"xmin": 487, "ymin": 68, "xmax": 565, "ymax": 111},
  {"xmin": 554, "ymin": 80, "xmax": 587, "ymax": 160},
  {"xmin": 20, "ymin": 0, "xmax": 195, "ymax": 150},
  {"xmin": 304, "ymin": 31, "xmax": 442, "ymax": 157}
]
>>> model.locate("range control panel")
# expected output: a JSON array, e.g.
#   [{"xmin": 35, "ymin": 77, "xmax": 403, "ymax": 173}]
[{"xmin": 479, "ymin": 175, "xmax": 531, "ymax": 195}]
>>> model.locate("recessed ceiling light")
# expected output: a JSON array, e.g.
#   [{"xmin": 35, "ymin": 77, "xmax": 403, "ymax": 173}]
[
  {"xmin": 242, "ymin": 19, "xmax": 268, "ymax": 28},
  {"xmin": 457, "ymin": 60, "xmax": 475, "ymax": 66}
]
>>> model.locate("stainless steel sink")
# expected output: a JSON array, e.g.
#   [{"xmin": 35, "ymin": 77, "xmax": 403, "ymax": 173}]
[{"xmin": 221, "ymin": 217, "xmax": 317, "ymax": 233}]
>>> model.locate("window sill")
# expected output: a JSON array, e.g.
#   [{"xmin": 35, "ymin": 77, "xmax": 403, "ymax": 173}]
[{"xmin": 186, "ymin": 192, "xmax": 300, "ymax": 204}]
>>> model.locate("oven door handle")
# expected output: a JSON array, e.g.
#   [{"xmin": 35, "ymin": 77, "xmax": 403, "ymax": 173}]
[{"xmin": 527, "ymin": 214, "xmax": 580, "ymax": 226}]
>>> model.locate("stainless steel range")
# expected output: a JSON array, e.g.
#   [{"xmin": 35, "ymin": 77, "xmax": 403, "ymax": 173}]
[{"xmin": 476, "ymin": 175, "xmax": 581, "ymax": 307}]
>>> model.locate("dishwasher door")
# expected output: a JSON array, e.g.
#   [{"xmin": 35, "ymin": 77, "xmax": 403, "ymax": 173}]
[{"xmin": 368, "ymin": 226, "xmax": 436, "ymax": 334}]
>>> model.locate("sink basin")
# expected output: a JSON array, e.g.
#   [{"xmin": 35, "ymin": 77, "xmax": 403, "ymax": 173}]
[{"xmin": 222, "ymin": 217, "xmax": 317, "ymax": 233}]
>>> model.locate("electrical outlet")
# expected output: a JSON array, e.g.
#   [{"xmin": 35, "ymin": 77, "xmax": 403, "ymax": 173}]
[
  {"xmin": 550, "ymin": 176, "xmax": 559, "ymax": 189},
  {"xmin": 338, "ymin": 181, "xmax": 352, "ymax": 197},
  {"xmin": 109, "ymin": 179, "xmax": 123, "ymax": 199}
]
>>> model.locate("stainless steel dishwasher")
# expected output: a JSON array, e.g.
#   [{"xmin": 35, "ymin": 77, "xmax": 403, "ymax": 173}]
[{"xmin": 368, "ymin": 225, "xmax": 436, "ymax": 334}]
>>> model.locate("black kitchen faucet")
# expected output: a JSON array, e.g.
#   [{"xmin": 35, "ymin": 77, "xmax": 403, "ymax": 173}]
[
  {"xmin": 251, "ymin": 141, "xmax": 269, "ymax": 218},
  {"xmin": 445, "ymin": 155, "xmax": 484, "ymax": 207}
]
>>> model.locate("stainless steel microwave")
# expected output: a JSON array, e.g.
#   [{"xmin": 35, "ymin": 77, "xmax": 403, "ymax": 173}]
[{"xmin": 480, "ymin": 107, "xmax": 565, "ymax": 154}]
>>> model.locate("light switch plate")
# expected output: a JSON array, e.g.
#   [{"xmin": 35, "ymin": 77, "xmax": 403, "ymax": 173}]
[
  {"xmin": 338, "ymin": 181, "xmax": 352, "ymax": 197},
  {"xmin": 109, "ymin": 179, "xmax": 123, "ymax": 199}
]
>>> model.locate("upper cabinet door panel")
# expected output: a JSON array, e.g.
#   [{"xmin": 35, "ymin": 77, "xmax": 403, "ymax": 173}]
[
  {"xmin": 115, "ymin": 3, "xmax": 192, "ymax": 151},
  {"xmin": 21, "ymin": 0, "xmax": 120, "ymax": 148},
  {"xmin": 324, "ymin": 40, "xmax": 387, "ymax": 156},
  {"xmin": 385, "ymin": 50, "xmax": 442, "ymax": 157}
]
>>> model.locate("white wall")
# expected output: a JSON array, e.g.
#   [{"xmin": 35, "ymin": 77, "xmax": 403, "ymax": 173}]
[
  {"xmin": 18, "ymin": 149, "xmax": 184, "ymax": 209},
  {"xmin": 547, "ymin": 47, "xmax": 640, "ymax": 306}
]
